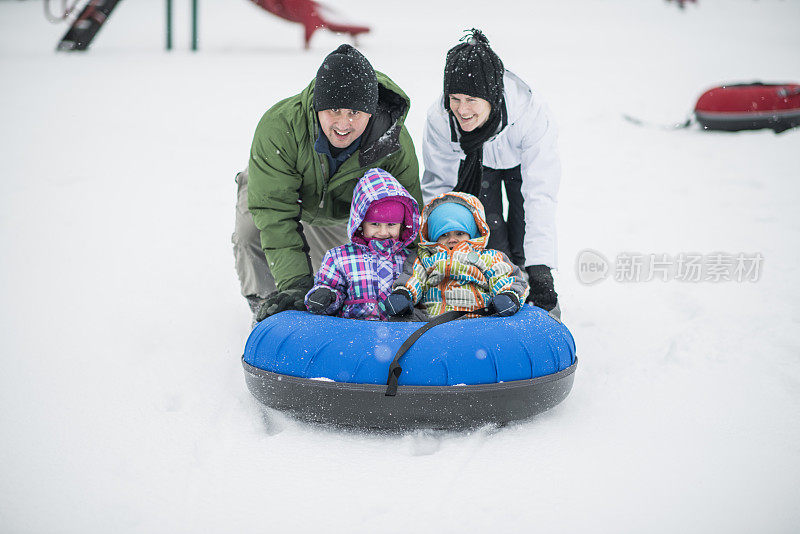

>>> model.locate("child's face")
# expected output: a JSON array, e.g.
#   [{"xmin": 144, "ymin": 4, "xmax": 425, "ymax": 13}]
[
  {"xmin": 362, "ymin": 221, "xmax": 401, "ymax": 240},
  {"xmin": 436, "ymin": 230, "xmax": 471, "ymax": 250}
]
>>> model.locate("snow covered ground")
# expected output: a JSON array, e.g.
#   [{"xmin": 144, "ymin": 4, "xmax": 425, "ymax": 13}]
[{"xmin": 1, "ymin": 0, "xmax": 798, "ymax": 532}]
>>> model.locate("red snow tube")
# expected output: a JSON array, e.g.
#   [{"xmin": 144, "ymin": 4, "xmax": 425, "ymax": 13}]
[{"xmin": 694, "ymin": 83, "xmax": 800, "ymax": 133}]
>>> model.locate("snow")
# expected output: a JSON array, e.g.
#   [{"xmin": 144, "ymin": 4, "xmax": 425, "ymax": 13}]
[{"xmin": 1, "ymin": 0, "xmax": 799, "ymax": 532}]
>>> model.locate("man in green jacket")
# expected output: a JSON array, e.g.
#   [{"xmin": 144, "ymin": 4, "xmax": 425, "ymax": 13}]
[{"xmin": 232, "ymin": 44, "xmax": 423, "ymax": 322}]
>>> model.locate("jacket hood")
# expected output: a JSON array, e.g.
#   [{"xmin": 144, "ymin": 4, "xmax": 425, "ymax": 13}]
[
  {"xmin": 419, "ymin": 192, "xmax": 490, "ymax": 251},
  {"xmin": 349, "ymin": 168, "xmax": 420, "ymax": 251},
  {"xmin": 501, "ymin": 70, "xmax": 535, "ymax": 127}
]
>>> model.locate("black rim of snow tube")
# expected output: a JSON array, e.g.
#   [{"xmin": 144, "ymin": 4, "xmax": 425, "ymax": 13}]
[
  {"xmin": 694, "ymin": 110, "xmax": 800, "ymax": 133},
  {"xmin": 242, "ymin": 357, "xmax": 578, "ymax": 431}
]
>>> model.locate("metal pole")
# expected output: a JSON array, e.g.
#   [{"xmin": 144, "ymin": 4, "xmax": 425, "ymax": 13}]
[
  {"xmin": 191, "ymin": 0, "xmax": 198, "ymax": 51},
  {"xmin": 166, "ymin": 0, "xmax": 172, "ymax": 50}
]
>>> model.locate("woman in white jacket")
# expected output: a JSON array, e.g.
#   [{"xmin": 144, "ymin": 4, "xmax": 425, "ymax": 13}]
[{"xmin": 422, "ymin": 29, "xmax": 561, "ymax": 315}]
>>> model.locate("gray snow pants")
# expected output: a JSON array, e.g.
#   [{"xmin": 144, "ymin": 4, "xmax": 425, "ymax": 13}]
[{"xmin": 232, "ymin": 168, "xmax": 349, "ymax": 298}]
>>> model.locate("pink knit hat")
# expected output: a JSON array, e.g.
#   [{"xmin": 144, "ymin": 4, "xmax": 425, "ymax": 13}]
[{"xmin": 363, "ymin": 197, "xmax": 406, "ymax": 224}]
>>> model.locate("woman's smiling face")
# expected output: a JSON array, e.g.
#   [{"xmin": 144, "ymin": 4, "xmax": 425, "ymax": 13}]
[{"xmin": 447, "ymin": 94, "xmax": 492, "ymax": 132}]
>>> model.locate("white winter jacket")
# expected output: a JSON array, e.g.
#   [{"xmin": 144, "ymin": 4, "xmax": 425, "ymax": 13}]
[{"xmin": 421, "ymin": 70, "xmax": 561, "ymax": 269}]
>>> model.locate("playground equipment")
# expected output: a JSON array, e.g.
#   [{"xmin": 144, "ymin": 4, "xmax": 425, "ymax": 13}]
[
  {"xmin": 50, "ymin": 0, "xmax": 370, "ymax": 52},
  {"xmin": 53, "ymin": 0, "xmax": 122, "ymax": 51},
  {"xmin": 247, "ymin": 0, "xmax": 370, "ymax": 49}
]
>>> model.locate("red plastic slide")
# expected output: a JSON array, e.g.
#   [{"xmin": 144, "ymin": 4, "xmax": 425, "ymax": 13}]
[{"xmin": 248, "ymin": 0, "xmax": 370, "ymax": 48}]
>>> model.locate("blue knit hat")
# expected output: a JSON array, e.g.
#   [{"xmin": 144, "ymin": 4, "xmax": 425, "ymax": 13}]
[{"xmin": 427, "ymin": 202, "xmax": 479, "ymax": 242}]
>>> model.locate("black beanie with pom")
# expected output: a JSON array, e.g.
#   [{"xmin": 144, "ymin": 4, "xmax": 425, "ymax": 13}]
[
  {"xmin": 443, "ymin": 29, "xmax": 505, "ymax": 110},
  {"xmin": 314, "ymin": 44, "xmax": 379, "ymax": 114}
]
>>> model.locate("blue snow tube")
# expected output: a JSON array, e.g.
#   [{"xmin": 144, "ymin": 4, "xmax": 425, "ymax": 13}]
[{"xmin": 242, "ymin": 305, "xmax": 577, "ymax": 430}]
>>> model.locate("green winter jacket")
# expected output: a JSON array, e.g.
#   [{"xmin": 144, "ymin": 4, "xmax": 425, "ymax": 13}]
[{"xmin": 248, "ymin": 72, "xmax": 422, "ymax": 291}]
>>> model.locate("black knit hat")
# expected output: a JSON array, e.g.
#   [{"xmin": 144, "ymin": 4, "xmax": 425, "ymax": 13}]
[
  {"xmin": 313, "ymin": 44, "xmax": 379, "ymax": 114},
  {"xmin": 443, "ymin": 29, "xmax": 505, "ymax": 110}
]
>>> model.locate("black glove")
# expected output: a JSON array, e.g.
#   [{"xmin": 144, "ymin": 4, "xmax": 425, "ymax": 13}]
[
  {"xmin": 490, "ymin": 292, "xmax": 521, "ymax": 317},
  {"xmin": 306, "ymin": 287, "xmax": 336, "ymax": 314},
  {"xmin": 381, "ymin": 289, "xmax": 413, "ymax": 317},
  {"xmin": 256, "ymin": 276, "xmax": 314, "ymax": 322},
  {"xmin": 526, "ymin": 265, "xmax": 558, "ymax": 311}
]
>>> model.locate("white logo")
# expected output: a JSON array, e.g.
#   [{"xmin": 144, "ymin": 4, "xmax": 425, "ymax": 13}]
[{"xmin": 576, "ymin": 249, "xmax": 610, "ymax": 285}]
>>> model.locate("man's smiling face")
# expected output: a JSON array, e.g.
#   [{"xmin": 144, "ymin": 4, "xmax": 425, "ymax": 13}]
[{"xmin": 317, "ymin": 108, "xmax": 372, "ymax": 149}]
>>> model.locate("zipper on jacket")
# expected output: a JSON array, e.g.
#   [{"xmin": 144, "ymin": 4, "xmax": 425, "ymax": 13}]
[
  {"xmin": 317, "ymin": 152, "xmax": 328, "ymax": 209},
  {"xmin": 441, "ymin": 254, "xmax": 452, "ymax": 310},
  {"xmin": 313, "ymin": 118, "xmax": 329, "ymax": 210}
]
